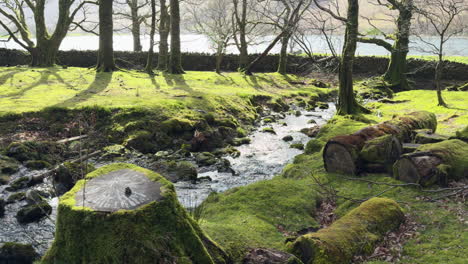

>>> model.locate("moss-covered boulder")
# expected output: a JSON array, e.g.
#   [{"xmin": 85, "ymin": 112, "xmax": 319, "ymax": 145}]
[
  {"xmin": 196, "ymin": 152, "xmax": 217, "ymax": 166},
  {"xmin": 232, "ymin": 137, "xmax": 251, "ymax": 146},
  {"xmin": 0, "ymin": 155, "xmax": 20, "ymax": 174},
  {"xmin": 151, "ymin": 160, "xmax": 198, "ymax": 182},
  {"xmin": 287, "ymin": 198, "xmax": 404, "ymax": 264},
  {"xmin": 5, "ymin": 176, "xmax": 30, "ymax": 192},
  {"xmin": 394, "ymin": 139, "xmax": 468, "ymax": 186},
  {"xmin": 290, "ymin": 143, "xmax": 304, "ymax": 150},
  {"xmin": 261, "ymin": 127, "xmax": 276, "ymax": 134},
  {"xmin": 53, "ymin": 161, "xmax": 96, "ymax": 195},
  {"xmin": 0, "ymin": 242, "xmax": 39, "ymax": 264},
  {"xmin": 6, "ymin": 141, "xmax": 65, "ymax": 164},
  {"xmin": 6, "ymin": 192, "xmax": 26, "ymax": 204},
  {"xmin": 451, "ymin": 125, "xmax": 468, "ymax": 142},
  {"xmin": 43, "ymin": 163, "xmax": 229, "ymax": 264},
  {"xmin": 16, "ymin": 202, "xmax": 52, "ymax": 224}
]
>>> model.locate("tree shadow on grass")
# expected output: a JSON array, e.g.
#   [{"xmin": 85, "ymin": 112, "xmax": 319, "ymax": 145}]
[
  {"xmin": 1, "ymin": 67, "xmax": 75, "ymax": 98},
  {"xmin": 53, "ymin": 71, "xmax": 113, "ymax": 108},
  {"xmin": 0, "ymin": 68, "xmax": 28, "ymax": 86}
]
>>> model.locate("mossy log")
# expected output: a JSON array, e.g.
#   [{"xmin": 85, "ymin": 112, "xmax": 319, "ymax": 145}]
[
  {"xmin": 323, "ymin": 111, "xmax": 436, "ymax": 175},
  {"xmin": 393, "ymin": 139, "xmax": 468, "ymax": 186},
  {"xmin": 43, "ymin": 163, "xmax": 229, "ymax": 264},
  {"xmin": 287, "ymin": 198, "xmax": 405, "ymax": 264}
]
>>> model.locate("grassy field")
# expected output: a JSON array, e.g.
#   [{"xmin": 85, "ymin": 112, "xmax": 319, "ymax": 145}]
[{"xmin": 0, "ymin": 66, "xmax": 328, "ymax": 115}]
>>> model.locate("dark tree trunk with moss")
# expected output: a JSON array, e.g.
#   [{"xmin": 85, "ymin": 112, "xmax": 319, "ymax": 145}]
[
  {"xmin": 215, "ymin": 44, "xmax": 225, "ymax": 74},
  {"xmin": 145, "ymin": 0, "xmax": 156, "ymax": 73},
  {"xmin": 96, "ymin": 0, "xmax": 117, "ymax": 72},
  {"xmin": 157, "ymin": 0, "xmax": 170, "ymax": 71},
  {"xmin": 383, "ymin": 0, "xmax": 413, "ymax": 91},
  {"xmin": 435, "ymin": 41, "xmax": 447, "ymax": 106},
  {"xmin": 233, "ymin": 0, "xmax": 249, "ymax": 71},
  {"xmin": 337, "ymin": 0, "xmax": 363, "ymax": 115},
  {"xmin": 168, "ymin": 0, "xmax": 185, "ymax": 74},
  {"xmin": 277, "ymin": 34, "xmax": 291, "ymax": 75}
]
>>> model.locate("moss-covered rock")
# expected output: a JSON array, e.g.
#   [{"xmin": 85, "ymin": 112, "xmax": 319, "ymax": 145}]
[
  {"xmin": 243, "ymin": 248, "xmax": 304, "ymax": 264},
  {"xmin": 124, "ymin": 130, "xmax": 159, "ymax": 154},
  {"xmin": 300, "ymin": 126, "xmax": 320, "ymax": 138},
  {"xmin": 261, "ymin": 127, "xmax": 276, "ymax": 134},
  {"xmin": 283, "ymin": 135, "xmax": 294, "ymax": 142},
  {"xmin": 414, "ymin": 131, "xmax": 449, "ymax": 144},
  {"xmin": 24, "ymin": 160, "xmax": 51, "ymax": 170},
  {"xmin": 153, "ymin": 160, "xmax": 198, "ymax": 182},
  {"xmin": 196, "ymin": 152, "xmax": 217, "ymax": 166},
  {"xmin": 232, "ymin": 137, "xmax": 251, "ymax": 146},
  {"xmin": 287, "ymin": 198, "xmax": 405, "ymax": 264},
  {"xmin": 53, "ymin": 162, "xmax": 96, "ymax": 195},
  {"xmin": 0, "ymin": 174, "xmax": 10, "ymax": 185},
  {"xmin": 450, "ymin": 125, "xmax": 468, "ymax": 142},
  {"xmin": 6, "ymin": 141, "xmax": 65, "ymax": 164},
  {"xmin": 0, "ymin": 155, "xmax": 20, "ymax": 175},
  {"xmin": 42, "ymin": 163, "xmax": 229, "ymax": 264},
  {"xmin": 16, "ymin": 202, "xmax": 52, "ymax": 224},
  {"xmin": 0, "ymin": 242, "xmax": 39, "ymax": 264},
  {"xmin": 6, "ymin": 192, "xmax": 26, "ymax": 203},
  {"xmin": 5, "ymin": 176, "xmax": 30, "ymax": 192},
  {"xmin": 290, "ymin": 143, "xmax": 304, "ymax": 150}
]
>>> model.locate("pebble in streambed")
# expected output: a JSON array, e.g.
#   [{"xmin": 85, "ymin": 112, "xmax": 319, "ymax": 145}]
[{"xmin": 176, "ymin": 103, "xmax": 336, "ymax": 208}]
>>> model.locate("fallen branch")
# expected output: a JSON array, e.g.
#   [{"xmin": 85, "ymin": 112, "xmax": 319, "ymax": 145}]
[{"xmin": 56, "ymin": 135, "xmax": 88, "ymax": 144}]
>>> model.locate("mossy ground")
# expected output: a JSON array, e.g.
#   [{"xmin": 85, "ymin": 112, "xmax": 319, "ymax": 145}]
[
  {"xmin": 199, "ymin": 89, "xmax": 468, "ymax": 263},
  {"xmin": 0, "ymin": 67, "xmax": 329, "ymax": 115}
]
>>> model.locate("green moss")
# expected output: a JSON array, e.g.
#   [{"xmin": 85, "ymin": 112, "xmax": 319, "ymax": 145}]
[
  {"xmin": 44, "ymin": 163, "xmax": 229, "ymax": 264},
  {"xmin": 261, "ymin": 127, "xmax": 276, "ymax": 134},
  {"xmin": 25, "ymin": 160, "xmax": 52, "ymax": 170},
  {"xmin": 200, "ymin": 177, "xmax": 321, "ymax": 261},
  {"xmin": 232, "ymin": 137, "xmax": 251, "ymax": 146},
  {"xmin": 0, "ymin": 155, "xmax": 20, "ymax": 174},
  {"xmin": 6, "ymin": 192, "xmax": 26, "ymax": 203},
  {"xmin": 196, "ymin": 152, "xmax": 217, "ymax": 166},
  {"xmin": 5, "ymin": 176, "xmax": 30, "ymax": 191},
  {"xmin": 0, "ymin": 242, "xmax": 38, "ymax": 263},
  {"xmin": 304, "ymin": 139, "xmax": 324, "ymax": 154},
  {"xmin": 290, "ymin": 143, "xmax": 304, "ymax": 150},
  {"xmin": 287, "ymin": 198, "xmax": 404, "ymax": 264},
  {"xmin": 6, "ymin": 141, "xmax": 65, "ymax": 164}
]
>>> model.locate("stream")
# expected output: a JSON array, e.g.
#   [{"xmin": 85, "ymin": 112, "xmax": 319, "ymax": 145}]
[{"xmin": 0, "ymin": 103, "xmax": 336, "ymax": 255}]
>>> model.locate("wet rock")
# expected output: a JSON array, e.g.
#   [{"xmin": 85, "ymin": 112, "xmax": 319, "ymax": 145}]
[
  {"xmin": 6, "ymin": 192, "xmax": 26, "ymax": 204},
  {"xmin": 261, "ymin": 127, "xmax": 276, "ymax": 134},
  {"xmin": 294, "ymin": 110, "xmax": 301, "ymax": 117},
  {"xmin": 232, "ymin": 137, "xmax": 251, "ymax": 146},
  {"xmin": 5, "ymin": 176, "xmax": 30, "ymax": 192},
  {"xmin": 282, "ymin": 135, "xmax": 294, "ymax": 142},
  {"xmin": 263, "ymin": 117, "xmax": 275, "ymax": 123},
  {"xmin": 16, "ymin": 202, "xmax": 52, "ymax": 224},
  {"xmin": 290, "ymin": 143, "xmax": 304, "ymax": 150},
  {"xmin": 300, "ymin": 126, "xmax": 320, "ymax": 137},
  {"xmin": 152, "ymin": 160, "xmax": 198, "ymax": 182},
  {"xmin": 279, "ymin": 121, "xmax": 288, "ymax": 126},
  {"xmin": 307, "ymin": 119, "xmax": 317, "ymax": 124},
  {"xmin": 0, "ymin": 155, "xmax": 20, "ymax": 174},
  {"xmin": 0, "ymin": 242, "xmax": 39, "ymax": 264},
  {"xmin": 243, "ymin": 248, "xmax": 302, "ymax": 264},
  {"xmin": 0, "ymin": 198, "xmax": 5, "ymax": 217},
  {"xmin": 195, "ymin": 152, "xmax": 217, "ymax": 166},
  {"xmin": 53, "ymin": 162, "xmax": 96, "ymax": 195},
  {"xmin": 216, "ymin": 158, "xmax": 233, "ymax": 173}
]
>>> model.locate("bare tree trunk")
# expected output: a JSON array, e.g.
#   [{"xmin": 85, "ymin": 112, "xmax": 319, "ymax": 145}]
[
  {"xmin": 233, "ymin": 0, "xmax": 249, "ymax": 71},
  {"xmin": 383, "ymin": 1, "xmax": 412, "ymax": 91},
  {"xmin": 145, "ymin": 0, "xmax": 156, "ymax": 73},
  {"xmin": 435, "ymin": 50, "xmax": 447, "ymax": 107},
  {"xmin": 157, "ymin": 0, "xmax": 170, "ymax": 71},
  {"xmin": 168, "ymin": 0, "xmax": 185, "ymax": 74},
  {"xmin": 215, "ymin": 43, "xmax": 225, "ymax": 74},
  {"xmin": 337, "ymin": 0, "xmax": 367, "ymax": 115},
  {"xmin": 96, "ymin": 0, "xmax": 117, "ymax": 72},
  {"xmin": 277, "ymin": 34, "xmax": 291, "ymax": 75},
  {"xmin": 130, "ymin": 0, "xmax": 143, "ymax": 52},
  {"xmin": 243, "ymin": 32, "xmax": 285, "ymax": 75}
]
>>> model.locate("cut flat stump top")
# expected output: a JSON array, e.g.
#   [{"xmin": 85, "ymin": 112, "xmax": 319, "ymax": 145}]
[{"xmin": 74, "ymin": 169, "xmax": 162, "ymax": 212}]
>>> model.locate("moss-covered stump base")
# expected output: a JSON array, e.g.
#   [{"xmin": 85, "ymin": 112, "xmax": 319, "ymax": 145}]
[
  {"xmin": 43, "ymin": 163, "xmax": 228, "ymax": 264},
  {"xmin": 394, "ymin": 139, "xmax": 468, "ymax": 186},
  {"xmin": 287, "ymin": 198, "xmax": 404, "ymax": 264}
]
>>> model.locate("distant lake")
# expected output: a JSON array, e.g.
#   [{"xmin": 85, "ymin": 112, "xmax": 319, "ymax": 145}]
[{"xmin": 1, "ymin": 34, "xmax": 467, "ymax": 56}]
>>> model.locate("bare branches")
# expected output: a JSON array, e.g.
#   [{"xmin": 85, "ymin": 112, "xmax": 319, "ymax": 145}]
[{"xmin": 313, "ymin": 0, "xmax": 347, "ymax": 22}]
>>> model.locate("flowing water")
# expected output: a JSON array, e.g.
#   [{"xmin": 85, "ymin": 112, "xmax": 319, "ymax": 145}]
[{"xmin": 0, "ymin": 103, "xmax": 336, "ymax": 255}]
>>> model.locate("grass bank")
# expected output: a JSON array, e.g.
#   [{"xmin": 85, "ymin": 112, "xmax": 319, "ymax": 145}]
[{"xmin": 199, "ymin": 89, "xmax": 467, "ymax": 263}]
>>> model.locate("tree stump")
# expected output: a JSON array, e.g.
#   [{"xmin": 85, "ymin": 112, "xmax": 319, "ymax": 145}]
[
  {"xmin": 43, "ymin": 163, "xmax": 228, "ymax": 264},
  {"xmin": 287, "ymin": 198, "xmax": 404, "ymax": 264},
  {"xmin": 324, "ymin": 111, "xmax": 436, "ymax": 175},
  {"xmin": 394, "ymin": 139, "xmax": 468, "ymax": 186}
]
